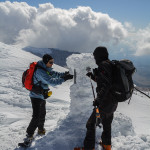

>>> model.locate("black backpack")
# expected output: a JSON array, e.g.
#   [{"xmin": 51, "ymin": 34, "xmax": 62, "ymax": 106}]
[{"xmin": 111, "ymin": 59, "xmax": 136, "ymax": 102}]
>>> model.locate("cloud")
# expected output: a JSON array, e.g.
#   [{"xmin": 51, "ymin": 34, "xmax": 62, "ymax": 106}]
[
  {"xmin": 1, "ymin": 1, "xmax": 150, "ymax": 56},
  {"xmin": 124, "ymin": 23, "xmax": 150, "ymax": 56},
  {"xmin": 0, "ymin": 1, "xmax": 37, "ymax": 44},
  {"xmin": 134, "ymin": 25, "xmax": 150, "ymax": 56},
  {"xmin": 17, "ymin": 5, "xmax": 128, "ymax": 52},
  {"xmin": 0, "ymin": 1, "xmax": 128, "ymax": 53}
]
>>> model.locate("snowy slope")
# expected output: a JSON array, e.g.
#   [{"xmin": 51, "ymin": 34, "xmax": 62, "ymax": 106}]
[
  {"xmin": 0, "ymin": 43, "xmax": 150, "ymax": 150},
  {"xmin": 0, "ymin": 42, "xmax": 71, "ymax": 150}
]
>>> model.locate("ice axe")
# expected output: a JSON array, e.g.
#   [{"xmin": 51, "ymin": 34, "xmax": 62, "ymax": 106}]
[
  {"xmin": 86, "ymin": 67, "xmax": 95, "ymax": 99},
  {"xmin": 86, "ymin": 67, "xmax": 101, "ymax": 128}
]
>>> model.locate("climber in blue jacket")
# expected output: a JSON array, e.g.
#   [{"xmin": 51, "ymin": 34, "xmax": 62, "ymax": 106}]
[{"xmin": 26, "ymin": 54, "xmax": 73, "ymax": 141}]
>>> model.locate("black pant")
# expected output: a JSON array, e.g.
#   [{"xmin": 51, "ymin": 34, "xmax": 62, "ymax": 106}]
[
  {"xmin": 26, "ymin": 97, "xmax": 46, "ymax": 136},
  {"xmin": 84, "ymin": 108, "xmax": 113, "ymax": 149}
]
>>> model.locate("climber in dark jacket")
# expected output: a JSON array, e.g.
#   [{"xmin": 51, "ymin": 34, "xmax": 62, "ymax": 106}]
[{"xmin": 83, "ymin": 47, "xmax": 118, "ymax": 150}]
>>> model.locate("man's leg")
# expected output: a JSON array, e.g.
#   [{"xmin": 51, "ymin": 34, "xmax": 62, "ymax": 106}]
[
  {"xmin": 84, "ymin": 109, "xmax": 96, "ymax": 149},
  {"xmin": 26, "ymin": 98, "xmax": 41, "ymax": 136},
  {"xmin": 38, "ymin": 100, "xmax": 46, "ymax": 131},
  {"xmin": 101, "ymin": 113, "xmax": 113, "ymax": 145}
]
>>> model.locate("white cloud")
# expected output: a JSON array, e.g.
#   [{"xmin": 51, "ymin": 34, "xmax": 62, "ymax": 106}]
[
  {"xmin": 124, "ymin": 24, "xmax": 150, "ymax": 56},
  {"xmin": 124, "ymin": 22, "xmax": 135, "ymax": 32},
  {"xmin": 0, "ymin": 1, "xmax": 36, "ymax": 44},
  {"xmin": 135, "ymin": 25, "xmax": 150, "ymax": 56},
  {"xmin": 38, "ymin": 3, "xmax": 54, "ymax": 13},
  {"xmin": 0, "ymin": 2, "xmax": 128, "ymax": 52}
]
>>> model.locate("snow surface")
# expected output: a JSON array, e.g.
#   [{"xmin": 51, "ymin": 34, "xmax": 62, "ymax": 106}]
[{"xmin": 0, "ymin": 42, "xmax": 150, "ymax": 150}]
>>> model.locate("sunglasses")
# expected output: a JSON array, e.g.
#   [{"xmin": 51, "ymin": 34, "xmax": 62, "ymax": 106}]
[{"xmin": 49, "ymin": 61, "xmax": 54, "ymax": 64}]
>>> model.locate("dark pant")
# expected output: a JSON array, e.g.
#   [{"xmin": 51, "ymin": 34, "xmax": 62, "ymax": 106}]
[
  {"xmin": 84, "ymin": 108, "xmax": 113, "ymax": 149},
  {"xmin": 26, "ymin": 97, "xmax": 46, "ymax": 136}
]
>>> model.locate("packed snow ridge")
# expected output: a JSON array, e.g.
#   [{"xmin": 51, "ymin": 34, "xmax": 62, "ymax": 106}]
[{"xmin": 0, "ymin": 42, "xmax": 150, "ymax": 150}]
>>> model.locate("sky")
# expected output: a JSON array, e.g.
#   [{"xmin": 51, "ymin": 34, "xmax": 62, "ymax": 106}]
[
  {"xmin": 1, "ymin": 0, "xmax": 150, "ymax": 28},
  {"xmin": 0, "ymin": 0, "xmax": 150, "ymax": 56}
]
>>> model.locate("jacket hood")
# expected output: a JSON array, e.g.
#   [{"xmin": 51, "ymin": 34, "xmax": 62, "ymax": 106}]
[{"xmin": 37, "ymin": 60, "xmax": 53, "ymax": 71}]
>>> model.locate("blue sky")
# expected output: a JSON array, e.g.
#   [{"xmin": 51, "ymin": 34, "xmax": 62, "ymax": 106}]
[{"xmin": 1, "ymin": 0, "xmax": 150, "ymax": 28}]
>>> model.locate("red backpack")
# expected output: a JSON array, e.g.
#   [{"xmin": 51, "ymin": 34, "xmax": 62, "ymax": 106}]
[
  {"xmin": 22, "ymin": 62, "xmax": 48, "ymax": 94},
  {"xmin": 22, "ymin": 62, "xmax": 37, "ymax": 91}
]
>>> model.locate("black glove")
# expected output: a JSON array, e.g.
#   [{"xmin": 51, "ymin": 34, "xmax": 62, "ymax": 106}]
[
  {"xmin": 93, "ymin": 68, "xmax": 98, "ymax": 76},
  {"xmin": 86, "ymin": 72, "xmax": 92, "ymax": 77},
  {"xmin": 93, "ymin": 99, "xmax": 99, "ymax": 107},
  {"xmin": 61, "ymin": 71, "xmax": 69, "ymax": 78},
  {"xmin": 62, "ymin": 74, "xmax": 73, "ymax": 81},
  {"xmin": 86, "ymin": 72, "xmax": 95, "ymax": 81},
  {"xmin": 64, "ymin": 71, "xmax": 69, "ymax": 75}
]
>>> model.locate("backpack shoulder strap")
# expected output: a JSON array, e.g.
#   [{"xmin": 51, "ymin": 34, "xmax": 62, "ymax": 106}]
[
  {"xmin": 110, "ymin": 60, "xmax": 119, "ymax": 65},
  {"xmin": 36, "ymin": 65, "xmax": 47, "ymax": 71}
]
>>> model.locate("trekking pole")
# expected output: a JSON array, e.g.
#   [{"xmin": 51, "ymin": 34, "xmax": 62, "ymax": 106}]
[
  {"xmin": 134, "ymin": 87, "xmax": 150, "ymax": 99},
  {"xmin": 86, "ymin": 67, "xmax": 101, "ymax": 128},
  {"xmin": 89, "ymin": 75, "xmax": 101, "ymax": 127}
]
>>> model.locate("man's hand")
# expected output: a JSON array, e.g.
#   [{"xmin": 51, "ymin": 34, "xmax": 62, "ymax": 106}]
[
  {"xmin": 62, "ymin": 74, "xmax": 73, "ymax": 81},
  {"xmin": 86, "ymin": 72, "xmax": 95, "ymax": 81},
  {"xmin": 93, "ymin": 99, "xmax": 99, "ymax": 107},
  {"xmin": 86, "ymin": 72, "xmax": 93, "ymax": 78},
  {"xmin": 64, "ymin": 71, "xmax": 69, "ymax": 75}
]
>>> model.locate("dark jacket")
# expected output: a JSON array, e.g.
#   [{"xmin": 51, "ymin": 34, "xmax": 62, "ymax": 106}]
[{"xmin": 96, "ymin": 60, "xmax": 118, "ymax": 113}]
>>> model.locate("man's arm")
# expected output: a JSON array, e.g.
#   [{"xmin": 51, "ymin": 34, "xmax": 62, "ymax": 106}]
[{"xmin": 36, "ymin": 69, "xmax": 65, "ymax": 86}]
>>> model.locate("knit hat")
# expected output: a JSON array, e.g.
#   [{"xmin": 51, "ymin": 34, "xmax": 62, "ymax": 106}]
[
  {"xmin": 93, "ymin": 46, "xmax": 108, "ymax": 64},
  {"xmin": 43, "ymin": 54, "xmax": 53, "ymax": 64}
]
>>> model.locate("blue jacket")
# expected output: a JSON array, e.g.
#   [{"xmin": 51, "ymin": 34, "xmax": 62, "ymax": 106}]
[{"xmin": 29, "ymin": 60, "xmax": 65, "ymax": 99}]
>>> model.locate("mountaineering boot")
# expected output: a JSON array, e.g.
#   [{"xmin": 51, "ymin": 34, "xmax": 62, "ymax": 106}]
[
  {"xmin": 102, "ymin": 145, "xmax": 111, "ymax": 150},
  {"xmin": 24, "ymin": 134, "xmax": 33, "ymax": 145},
  {"xmin": 99, "ymin": 141, "xmax": 111, "ymax": 150},
  {"xmin": 18, "ymin": 134, "xmax": 33, "ymax": 147},
  {"xmin": 74, "ymin": 148, "xmax": 95, "ymax": 150},
  {"xmin": 38, "ymin": 128, "xmax": 46, "ymax": 135},
  {"xmin": 26, "ymin": 133, "xmax": 33, "ymax": 139},
  {"xmin": 74, "ymin": 148, "xmax": 84, "ymax": 150}
]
